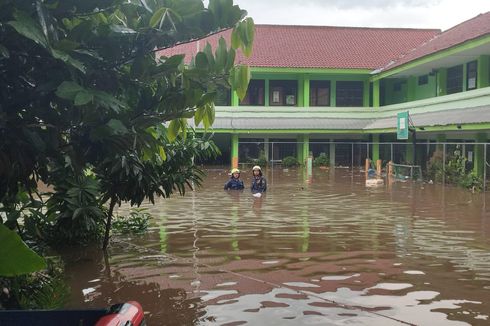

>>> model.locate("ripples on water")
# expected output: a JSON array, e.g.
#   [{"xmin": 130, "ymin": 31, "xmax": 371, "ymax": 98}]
[{"xmin": 63, "ymin": 168, "xmax": 490, "ymax": 325}]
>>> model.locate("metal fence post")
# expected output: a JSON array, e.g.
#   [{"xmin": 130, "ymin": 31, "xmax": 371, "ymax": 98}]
[
  {"xmin": 351, "ymin": 143, "xmax": 354, "ymax": 171},
  {"xmin": 443, "ymin": 143, "xmax": 446, "ymax": 185},
  {"xmin": 391, "ymin": 143, "xmax": 394, "ymax": 162},
  {"xmin": 484, "ymin": 143, "xmax": 487, "ymax": 192}
]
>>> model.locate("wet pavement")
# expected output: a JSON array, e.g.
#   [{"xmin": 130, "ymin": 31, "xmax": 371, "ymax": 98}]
[{"xmin": 63, "ymin": 167, "xmax": 490, "ymax": 325}]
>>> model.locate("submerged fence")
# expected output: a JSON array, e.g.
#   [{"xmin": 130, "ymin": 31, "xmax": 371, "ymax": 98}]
[{"xmin": 237, "ymin": 141, "xmax": 490, "ymax": 190}]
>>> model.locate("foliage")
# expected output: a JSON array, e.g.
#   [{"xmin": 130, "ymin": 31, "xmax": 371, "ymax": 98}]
[
  {"xmin": 282, "ymin": 156, "xmax": 299, "ymax": 168},
  {"xmin": 112, "ymin": 209, "xmax": 151, "ymax": 234},
  {"xmin": 0, "ymin": 224, "xmax": 46, "ymax": 277},
  {"xmin": 313, "ymin": 152, "xmax": 329, "ymax": 167},
  {"xmin": 42, "ymin": 174, "xmax": 104, "ymax": 245},
  {"xmin": 0, "ymin": 258, "xmax": 69, "ymax": 310},
  {"xmin": 427, "ymin": 146, "xmax": 483, "ymax": 191},
  {"xmin": 0, "ymin": 0, "xmax": 254, "ymax": 248},
  {"xmin": 247, "ymin": 149, "xmax": 267, "ymax": 167}
]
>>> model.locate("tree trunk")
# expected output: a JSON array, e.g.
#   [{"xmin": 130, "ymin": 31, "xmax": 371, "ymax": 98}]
[{"xmin": 102, "ymin": 197, "xmax": 117, "ymax": 250}]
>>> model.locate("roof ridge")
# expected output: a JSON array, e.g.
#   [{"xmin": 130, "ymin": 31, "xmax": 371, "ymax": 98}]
[
  {"xmin": 255, "ymin": 24, "xmax": 440, "ymax": 32},
  {"xmin": 441, "ymin": 11, "xmax": 490, "ymax": 33},
  {"xmin": 376, "ymin": 11, "xmax": 490, "ymax": 73}
]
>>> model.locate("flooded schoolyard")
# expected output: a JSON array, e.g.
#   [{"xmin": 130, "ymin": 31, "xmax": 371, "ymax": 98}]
[{"xmin": 62, "ymin": 168, "xmax": 490, "ymax": 325}]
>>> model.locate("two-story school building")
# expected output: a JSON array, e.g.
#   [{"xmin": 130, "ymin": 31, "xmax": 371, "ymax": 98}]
[{"xmin": 159, "ymin": 12, "xmax": 490, "ymax": 174}]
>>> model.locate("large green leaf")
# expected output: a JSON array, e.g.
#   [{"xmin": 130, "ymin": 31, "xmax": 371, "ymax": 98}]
[
  {"xmin": 56, "ymin": 81, "xmax": 84, "ymax": 100},
  {"xmin": 231, "ymin": 65, "xmax": 250, "ymax": 100},
  {"xmin": 8, "ymin": 11, "xmax": 49, "ymax": 49},
  {"xmin": 0, "ymin": 44, "xmax": 10, "ymax": 58},
  {"xmin": 0, "ymin": 224, "xmax": 46, "ymax": 276}
]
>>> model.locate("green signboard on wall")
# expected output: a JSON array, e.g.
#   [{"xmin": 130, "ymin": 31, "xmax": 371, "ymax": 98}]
[{"xmin": 397, "ymin": 111, "xmax": 409, "ymax": 140}]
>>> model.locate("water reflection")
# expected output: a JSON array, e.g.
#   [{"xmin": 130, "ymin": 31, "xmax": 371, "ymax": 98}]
[{"xmin": 64, "ymin": 168, "xmax": 490, "ymax": 325}]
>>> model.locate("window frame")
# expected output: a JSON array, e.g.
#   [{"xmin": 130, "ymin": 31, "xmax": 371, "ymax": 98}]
[{"xmin": 309, "ymin": 80, "xmax": 331, "ymax": 106}]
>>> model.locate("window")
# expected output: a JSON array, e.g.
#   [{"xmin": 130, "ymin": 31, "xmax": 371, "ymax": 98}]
[
  {"xmin": 418, "ymin": 75, "xmax": 428, "ymax": 85},
  {"xmin": 309, "ymin": 80, "xmax": 330, "ymax": 106},
  {"xmin": 240, "ymin": 79, "xmax": 265, "ymax": 105},
  {"xmin": 336, "ymin": 81, "xmax": 363, "ymax": 107},
  {"xmin": 446, "ymin": 65, "xmax": 463, "ymax": 94},
  {"xmin": 269, "ymin": 80, "xmax": 298, "ymax": 106},
  {"xmin": 393, "ymin": 81, "xmax": 403, "ymax": 91},
  {"xmin": 467, "ymin": 61, "xmax": 477, "ymax": 90}
]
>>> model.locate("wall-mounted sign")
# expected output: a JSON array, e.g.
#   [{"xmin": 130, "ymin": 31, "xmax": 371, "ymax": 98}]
[{"xmin": 397, "ymin": 111, "xmax": 409, "ymax": 140}]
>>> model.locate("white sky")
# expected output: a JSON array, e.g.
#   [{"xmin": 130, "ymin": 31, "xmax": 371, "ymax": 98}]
[{"xmin": 229, "ymin": 0, "xmax": 489, "ymax": 31}]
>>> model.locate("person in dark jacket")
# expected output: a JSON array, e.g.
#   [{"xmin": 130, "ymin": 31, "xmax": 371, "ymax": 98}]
[
  {"xmin": 251, "ymin": 165, "xmax": 267, "ymax": 194},
  {"xmin": 224, "ymin": 168, "xmax": 245, "ymax": 190}
]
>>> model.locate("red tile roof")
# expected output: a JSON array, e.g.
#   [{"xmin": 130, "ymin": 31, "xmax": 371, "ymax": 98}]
[
  {"xmin": 380, "ymin": 12, "xmax": 490, "ymax": 72},
  {"xmin": 157, "ymin": 25, "xmax": 439, "ymax": 70}
]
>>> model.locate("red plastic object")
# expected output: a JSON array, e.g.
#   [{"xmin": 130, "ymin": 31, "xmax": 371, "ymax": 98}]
[{"xmin": 95, "ymin": 301, "xmax": 145, "ymax": 326}]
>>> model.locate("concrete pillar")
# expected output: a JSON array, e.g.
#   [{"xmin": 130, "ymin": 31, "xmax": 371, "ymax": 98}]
[
  {"xmin": 329, "ymin": 141, "xmax": 336, "ymax": 167},
  {"xmin": 462, "ymin": 61, "xmax": 468, "ymax": 92},
  {"xmin": 372, "ymin": 134, "xmax": 380, "ymax": 161},
  {"xmin": 407, "ymin": 76, "xmax": 416, "ymax": 101},
  {"xmin": 231, "ymin": 134, "xmax": 239, "ymax": 168},
  {"xmin": 474, "ymin": 133, "xmax": 487, "ymax": 177},
  {"xmin": 298, "ymin": 76, "xmax": 304, "ymax": 107},
  {"xmin": 296, "ymin": 136, "xmax": 304, "ymax": 164},
  {"xmin": 303, "ymin": 134, "xmax": 310, "ymax": 164},
  {"xmin": 437, "ymin": 68, "xmax": 447, "ymax": 96},
  {"xmin": 406, "ymin": 136, "xmax": 414, "ymax": 164},
  {"xmin": 478, "ymin": 55, "xmax": 489, "ymax": 89},
  {"xmin": 231, "ymin": 87, "xmax": 239, "ymax": 106},
  {"xmin": 303, "ymin": 77, "xmax": 310, "ymax": 107},
  {"xmin": 373, "ymin": 80, "xmax": 380, "ymax": 108}
]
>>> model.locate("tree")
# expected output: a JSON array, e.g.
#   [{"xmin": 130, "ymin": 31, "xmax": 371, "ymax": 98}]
[{"xmin": 0, "ymin": 0, "xmax": 254, "ymax": 250}]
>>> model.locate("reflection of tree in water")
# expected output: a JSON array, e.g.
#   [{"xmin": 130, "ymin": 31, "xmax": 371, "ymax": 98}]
[{"xmin": 62, "ymin": 247, "xmax": 207, "ymax": 325}]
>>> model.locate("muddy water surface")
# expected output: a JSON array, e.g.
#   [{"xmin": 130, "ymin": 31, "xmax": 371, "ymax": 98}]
[{"xmin": 63, "ymin": 168, "xmax": 490, "ymax": 325}]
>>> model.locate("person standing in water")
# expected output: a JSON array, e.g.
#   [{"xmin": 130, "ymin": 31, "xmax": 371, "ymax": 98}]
[
  {"xmin": 224, "ymin": 168, "xmax": 245, "ymax": 190},
  {"xmin": 251, "ymin": 165, "xmax": 267, "ymax": 194}
]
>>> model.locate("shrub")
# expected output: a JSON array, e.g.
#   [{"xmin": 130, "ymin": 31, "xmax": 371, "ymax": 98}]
[
  {"xmin": 427, "ymin": 146, "xmax": 483, "ymax": 192},
  {"xmin": 112, "ymin": 208, "xmax": 151, "ymax": 234},
  {"xmin": 282, "ymin": 156, "xmax": 299, "ymax": 167},
  {"xmin": 313, "ymin": 153, "xmax": 329, "ymax": 167}
]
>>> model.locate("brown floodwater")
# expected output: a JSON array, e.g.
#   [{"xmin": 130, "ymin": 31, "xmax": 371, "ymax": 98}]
[{"xmin": 62, "ymin": 168, "xmax": 490, "ymax": 325}]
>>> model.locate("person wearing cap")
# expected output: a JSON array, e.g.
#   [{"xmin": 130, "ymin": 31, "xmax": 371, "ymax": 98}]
[
  {"xmin": 251, "ymin": 165, "xmax": 267, "ymax": 194},
  {"xmin": 224, "ymin": 168, "xmax": 245, "ymax": 190}
]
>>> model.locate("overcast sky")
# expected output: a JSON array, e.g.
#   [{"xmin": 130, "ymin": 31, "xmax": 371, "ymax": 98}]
[{"xmin": 229, "ymin": 0, "xmax": 489, "ymax": 31}]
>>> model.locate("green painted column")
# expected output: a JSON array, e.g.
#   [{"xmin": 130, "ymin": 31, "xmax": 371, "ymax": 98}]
[
  {"xmin": 329, "ymin": 141, "xmax": 336, "ymax": 167},
  {"xmin": 473, "ymin": 133, "xmax": 487, "ymax": 177},
  {"xmin": 231, "ymin": 88, "xmax": 239, "ymax": 106},
  {"xmin": 330, "ymin": 80, "xmax": 336, "ymax": 107},
  {"xmin": 372, "ymin": 134, "xmax": 380, "ymax": 161},
  {"xmin": 436, "ymin": 134, "xmax": 446, "ymax": 151},
  {"xmin": 407, "ymin": 76, "xmax": 416, "ymax": 101},
  {"xmin": 373, "ymin": 80, "xmax": 380, "ymax": 108},
  {"xmin": 406, "ymin": 137, "xmax": 414, "ymax": 164},
  {"xmin": 303, "ymin": 134, "xmax": 310, "ymax": 163},
  {"xmin": 437, "ymin": 68, "xmax": 447, "ymax": 96},
  {"xmin": 363, "ymin": 80, "xmax": 370, "ymax": 107},
  {"xmin": 296, "ymin": 138, "xmax": 304, "ymax": 164},
  {"xmin": 298, "ymin": 76, "xmax": 304, "ymax": 107},
  {"xmin": 477, "ymin": 55, "xmax": 489, "ymax": 88},
  {"xmin": 303, "ymin": 77, "xmax": 310, "ymax": 107},
  {"xmin": 231, "ymin": 134, "xmax": 239, "ymax": 168},
  {"xmin": 264, "ymin": 79, "xmax": 270, "ymax": 106},
  {"xmin": 462, "ymin": 62, "xmax": 467, "ymax": 92}
]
